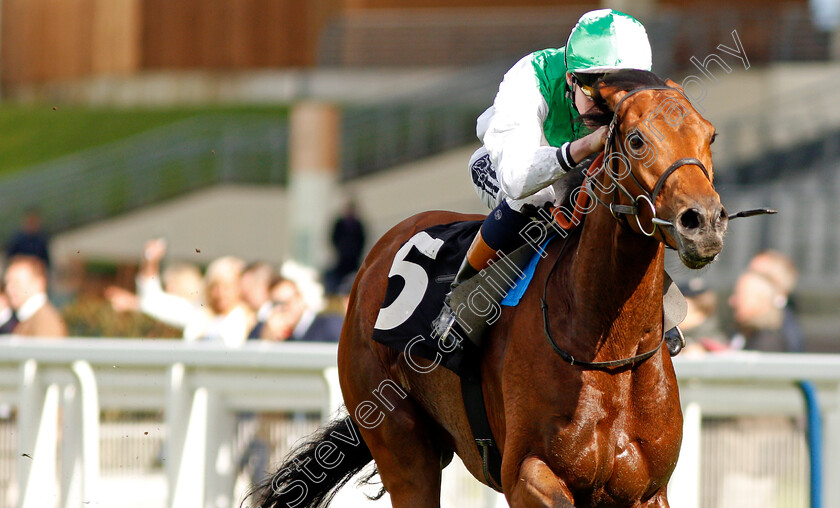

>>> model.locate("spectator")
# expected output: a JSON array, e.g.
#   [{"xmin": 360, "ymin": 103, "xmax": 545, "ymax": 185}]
[
  {"xmin": 129, "ymin": 239, "xmax": 252, "ymax": 347},
  {"xmin": 106, "ymin": 262, "xmax": 205, "ymax": 314},
  {"xmin": 6, "ymin": 207, "xmax": 50, "ymax": 268},
  {"xmin": 325, "ymin": 201, "xmax": 365, "ymax": 294},
  {"xmin": 4, "ymin": 255, "xmax": 67, "ymax": 337},
  {"xmin": 281, "ymin": 260, "xmax": 326, "ymax": 314},
  {"xmin": 240, "ymin": 262, "xmax": 278, "ymax": 339},
  {"xmin": 747, "ymin": 250, "xmax": 804, "ymax": 352},
  {"xmin": 107, "ymin": 237, "xmax": 205, "ymax": 318},
  {"xmin": 678, "ymin": 277, "xmax": 728, "ymax": 354},
  {"xmin": 193, "ymin": 256, "xmax": 253, "ymax": 346},
  {"xmin": 728, "ymin": 270, "xmax": 800, "ymax": 352},
  {"xmin": 0, "ymin": 289, "xmax": 18, "ymax": 334},
  {"xmin": 161, "ymin": 262, "xmax": 206, "ymax": 305},
  {"xmin": 262, "ymin": 276, "xmax": 342, "ymax": 343}
]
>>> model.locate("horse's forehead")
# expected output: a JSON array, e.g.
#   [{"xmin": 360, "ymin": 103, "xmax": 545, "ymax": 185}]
[{"xmin": 624, "ymin": 91, "xmax": 712, "ymax": 133}]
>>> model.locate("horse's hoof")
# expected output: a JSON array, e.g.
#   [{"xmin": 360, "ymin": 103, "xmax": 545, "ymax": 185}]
[{"xmin": 665, "ymin": 326, "xmax": 685, "ymax": 356}]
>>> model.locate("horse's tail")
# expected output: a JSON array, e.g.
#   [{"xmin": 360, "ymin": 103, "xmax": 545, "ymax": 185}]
[{"xmin": 245, "ymin": 414, "xmax": 381, "ymax": 508}]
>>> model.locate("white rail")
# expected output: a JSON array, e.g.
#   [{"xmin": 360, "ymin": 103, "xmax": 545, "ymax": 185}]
[
  {"xmin": 671, "ymin": 352, "xmax": 840, "ymax": 508},
  {"xmin": 0, "ymin": 338, "xmax": 838, "ymax": 508},
  {"xmin": 0, "ymin": 338, "xmax": 341, "ymax": 508}
]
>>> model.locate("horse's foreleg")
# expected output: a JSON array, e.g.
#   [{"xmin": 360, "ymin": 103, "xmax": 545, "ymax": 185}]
[{"xmin": 505, "ymin": 456, "xmax": 574, "ymax": 508}]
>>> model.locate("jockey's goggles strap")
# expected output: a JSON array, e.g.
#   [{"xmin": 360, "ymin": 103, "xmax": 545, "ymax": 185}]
[{"xmin": 576, "ymin": 81, "xmax": 596, "ymax": 100}]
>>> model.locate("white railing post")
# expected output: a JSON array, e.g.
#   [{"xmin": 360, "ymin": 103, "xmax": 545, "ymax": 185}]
[
  {"xmin": 669, "ymin": 401, "xmax": 702, "ymax": 508},
  {"xmin": 60, "ymin": 384, "xmax": 81, "ymax": 507},
  {"xmin": 322, "ymin": 366, "xmax": 343, "ymax": 422},
  {"xmin": 73, "ymin": 360, "xmax": 100, "ymax": 506},
  {"xmin": 166, "ymin": 363, "xmax": 189, "ymax": 507},
  {"xmin": 171, "ymin": 385, "xmax": 209, "ymax": 508},
  {"xmin": 203, "ymin": 389, "xmax": 237, "ymax": 508},
  {"xmin": 18, "ymin": 359, "xmax": 60, "ymax": 508},
  {"xmin": 167, "ymin": 363, "xmax": 208, "ymax": 508}
]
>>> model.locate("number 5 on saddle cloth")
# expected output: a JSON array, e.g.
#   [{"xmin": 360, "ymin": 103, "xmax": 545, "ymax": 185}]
[{"xmin": 370, "ymin": 220, "xmax": 686, "ymax": 376}]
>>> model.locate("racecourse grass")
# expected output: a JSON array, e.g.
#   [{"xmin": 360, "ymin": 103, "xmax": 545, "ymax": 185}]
[{"xmin": 0, "ymin": 104, "xmax": 289, "ymax": 176}]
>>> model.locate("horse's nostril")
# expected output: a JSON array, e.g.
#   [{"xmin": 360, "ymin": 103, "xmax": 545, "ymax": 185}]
[{"xmin": 679, "ymin": 209, "xmax": 702, "ymax": 230}]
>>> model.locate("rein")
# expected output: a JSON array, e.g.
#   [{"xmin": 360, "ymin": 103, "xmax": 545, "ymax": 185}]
[{"xmin": 539, "ymin": 232, "xmax": 666, "ymax": 371}]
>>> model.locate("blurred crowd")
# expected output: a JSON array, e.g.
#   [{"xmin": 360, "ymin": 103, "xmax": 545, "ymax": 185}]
[
  {"xmin": 0, "ymin": 207, "xmax": 365, "ymax": 345},
  {"xmin": 0, "ymin": 207, "xmax": 813, "ymax": 355},
  {"xmin": 101, "ymin": 238, "xmax": 346, "ymax": 345},
  {"xmin": 680, "ymin": 249, "xmax": 804, "ymax": 355}
]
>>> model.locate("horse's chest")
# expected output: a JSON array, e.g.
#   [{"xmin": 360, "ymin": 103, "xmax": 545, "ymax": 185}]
[{"xmin": 550, "ymin": 380, "xmax": 681, "ymax": 503}]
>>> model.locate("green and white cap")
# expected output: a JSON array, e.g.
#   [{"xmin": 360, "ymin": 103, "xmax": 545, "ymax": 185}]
[{"xmin": 564, "ymin": 9, "xmax": 652, "ymax": 74}]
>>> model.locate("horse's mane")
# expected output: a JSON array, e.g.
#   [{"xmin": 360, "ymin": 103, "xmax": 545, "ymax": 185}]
[{"xmin": 577, "ymin": 70, "xmax": 669, "ymax": 128}]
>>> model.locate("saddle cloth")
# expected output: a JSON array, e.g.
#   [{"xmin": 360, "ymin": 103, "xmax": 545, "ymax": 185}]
[
  {"xmin": 372, "ymin": 221, "xmax": 481, "ymax": 374},
  {"xmin": 372, "ymin": 220, "xmax": 547, "ymax": 375}
]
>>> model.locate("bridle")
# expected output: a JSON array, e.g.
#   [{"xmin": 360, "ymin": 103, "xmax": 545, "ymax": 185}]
[
  {"xmin": 541, "ymin": 85, "xmax": 711, "ymax": 371},
  {"xmin": 585, "ymin": 85, "xmax": 711, "ymax": 239},
  {"xmin": 542, "ymin": 84, "xmax": 776, "ymax": 370}
]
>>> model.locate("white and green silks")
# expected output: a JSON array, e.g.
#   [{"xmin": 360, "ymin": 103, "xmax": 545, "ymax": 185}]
[{"xmin": 472, "ymin": 9, "xmax": 652, "ymax": 211}]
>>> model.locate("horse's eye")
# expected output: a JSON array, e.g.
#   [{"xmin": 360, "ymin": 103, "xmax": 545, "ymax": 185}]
[
  {"xmin": 627, "ymin": 132, "xmax": 645, "ymax": 150},
  {"xmin": 710, "ymin": 132, "xmax": 718, "ymax": 145}
]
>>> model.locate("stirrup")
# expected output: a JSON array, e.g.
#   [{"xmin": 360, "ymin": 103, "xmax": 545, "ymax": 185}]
[
  {"xmin": 432, "ymin": 296, "xmax": 459, "ymax": 347},
  {"xmin": 665, "ymin": 326, "xmax": 686, "ymax": 356}
]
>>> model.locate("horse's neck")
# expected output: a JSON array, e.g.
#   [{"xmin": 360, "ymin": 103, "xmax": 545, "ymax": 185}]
[{"xmin": 567, "ymin": 205, "xmax": 665, "ymax": 346}]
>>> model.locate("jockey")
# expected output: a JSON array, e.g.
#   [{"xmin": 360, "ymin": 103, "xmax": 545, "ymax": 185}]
[{"xmin": 436, "ymin": 9, "xmax": 684, "ymax": 349}]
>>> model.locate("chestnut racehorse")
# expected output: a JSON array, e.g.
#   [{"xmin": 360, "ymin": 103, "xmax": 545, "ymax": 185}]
[{"xmin": 251, "ymin": 70, "xmax": 727, "ymax": 507}]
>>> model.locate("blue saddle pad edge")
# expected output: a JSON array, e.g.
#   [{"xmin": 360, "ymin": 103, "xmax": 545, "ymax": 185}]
[{"xmin": 500, "ymin": 236, "xmax": 555, "ymax": 307}]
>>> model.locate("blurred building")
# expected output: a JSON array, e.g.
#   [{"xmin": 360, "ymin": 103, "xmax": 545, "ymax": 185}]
[{"xmin": 0, "ymin": 0, "xmax": 829, "ymax": 93}]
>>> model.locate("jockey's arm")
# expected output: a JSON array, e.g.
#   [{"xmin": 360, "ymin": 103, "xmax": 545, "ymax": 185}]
[
  {"xmin": 482, "ymin": 57, "xmax": 604, "ymax": 201},
  {"xmin": 570, "ymin": 126, "xmax": 607, "ymax": 165}
]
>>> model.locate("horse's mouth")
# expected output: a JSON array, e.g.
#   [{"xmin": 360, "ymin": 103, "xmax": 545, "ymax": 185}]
[
  {"xmin": 673, "ymin": 227, "xmax": 724, "ymax": 269},
  {"xmin": 678, "ymin": 249, "xmax": 719, "ymax": 269}
]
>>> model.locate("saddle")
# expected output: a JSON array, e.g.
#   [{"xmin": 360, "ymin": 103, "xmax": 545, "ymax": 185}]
[{"xmin": 371, "ymin": 219, "xmax": 549, "ymax": 374}]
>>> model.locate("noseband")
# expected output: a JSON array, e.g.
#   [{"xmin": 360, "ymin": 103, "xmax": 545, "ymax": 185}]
[{"xmin": 586, "ymin": 86, "xmax": 711, "ymax": 237}]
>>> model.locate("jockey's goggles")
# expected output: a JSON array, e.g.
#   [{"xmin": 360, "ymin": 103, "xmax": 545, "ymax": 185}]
[{"xmin": 572, "ymin": 73, "xmax": 603, "ymax": 100}]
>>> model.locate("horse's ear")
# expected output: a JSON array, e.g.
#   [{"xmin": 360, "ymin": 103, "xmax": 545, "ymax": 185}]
[
  {"xmin": 598, "ymin": 85, "xmax": 628, "ymax": 110},
  {"xmin": 665, "ymin": 79, "xmax": 684, "ymax": 93}
]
